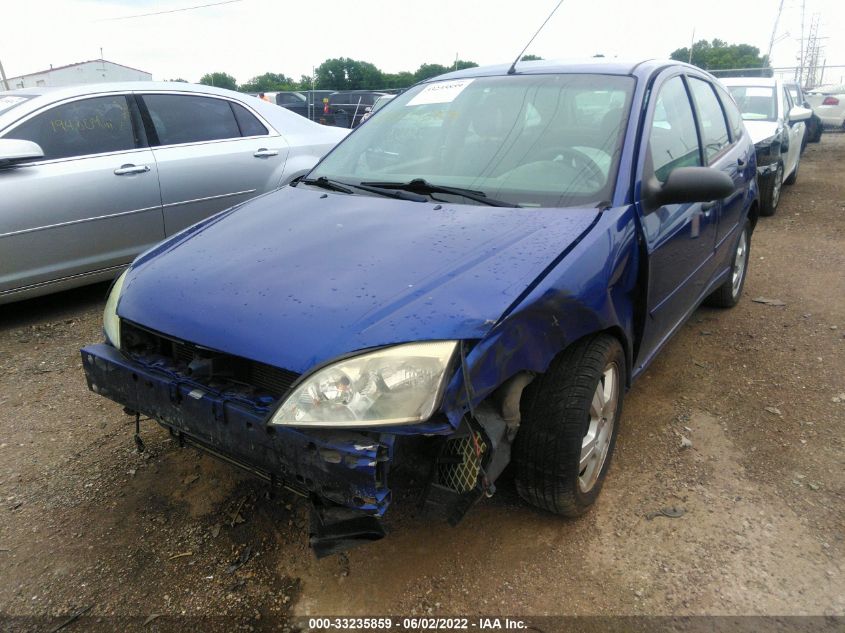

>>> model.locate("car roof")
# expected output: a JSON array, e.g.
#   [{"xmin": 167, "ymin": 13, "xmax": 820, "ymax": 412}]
[
  {"xmin": 0, "ymin": 81, "xmax": 343, "ymax": 139},
  {"xmin": 720, "ymin": 76, "xmax": 780, "ymax": 88},
  {"xmin": 427, "ymin": 58, "xmax": 691, "ymax": 82}
]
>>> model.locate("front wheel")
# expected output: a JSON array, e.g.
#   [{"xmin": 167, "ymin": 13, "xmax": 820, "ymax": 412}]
[
  {"xmin": 704, "ymin": 220, "xmax": 750, "ymax": 308},
  {"xmin": 513, "ymin": 334, "xmax": 625, "ymax": 517},
  {"xmin": 760, "ymin": 163, "xmax": 783, "ymax": 216}
]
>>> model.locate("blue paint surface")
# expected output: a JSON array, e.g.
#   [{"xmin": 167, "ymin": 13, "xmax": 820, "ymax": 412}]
[{"xmin": 84, "ymin": 58, "xmax": 759, "ymax": 520}]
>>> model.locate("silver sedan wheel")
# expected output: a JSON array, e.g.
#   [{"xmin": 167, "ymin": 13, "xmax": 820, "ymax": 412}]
[
  {"xmin": 579, "ymin": 362, "xmax": 619, "ymax": 493},
  {"xmin": 731, "ymin": 228, "xmax": 748, "ymax": 298}
]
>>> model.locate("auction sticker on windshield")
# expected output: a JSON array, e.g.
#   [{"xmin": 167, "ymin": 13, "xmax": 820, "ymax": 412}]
[{"xmin": 407, "ymin": 79, "xmax": 474, "ymax": 106}]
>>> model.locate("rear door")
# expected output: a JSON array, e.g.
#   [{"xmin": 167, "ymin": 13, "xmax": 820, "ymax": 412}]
[
  {"xmin": 138, "ymin": 92, "xmax": 289, "ymax": 235},
  {"xmin": 635, "ymin": 73, "xmax": 720, "ymax": 364},
  {"xmin": 0, "ymin": 94, "xmax": 163, "ymax": 296}
]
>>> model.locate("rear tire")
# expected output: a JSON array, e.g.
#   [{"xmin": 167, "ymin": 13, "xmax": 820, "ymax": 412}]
[
  {"xmin": 704, "ymin": 220, "xmax": 750, "ymax": 308},
  {"xmin": 513, "ymin": 334, "xmax": 625, "ymax": 517},
  {"xmin": 760, "ymin": 163, "xmax": 783, "ymax": 216}
]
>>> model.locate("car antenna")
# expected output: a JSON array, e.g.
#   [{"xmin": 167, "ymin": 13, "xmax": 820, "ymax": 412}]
[{"xmin": 507, "ymin": 0, "xmax": 566, "ymax": 75}]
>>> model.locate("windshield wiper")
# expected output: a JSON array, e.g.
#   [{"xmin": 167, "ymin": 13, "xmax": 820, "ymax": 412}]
[
  {"xmin": 361, "ymin": 178, "xmax": 520, "ymax": 207},
  {"xmin": 300, "ymin": 176, "xmax": 427, "ymax": 202}
]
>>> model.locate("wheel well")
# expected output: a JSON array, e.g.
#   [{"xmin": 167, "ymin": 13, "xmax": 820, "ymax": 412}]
[{"xmin": 496, "ymin": 327, "xmax": 632, "ymax": 415}]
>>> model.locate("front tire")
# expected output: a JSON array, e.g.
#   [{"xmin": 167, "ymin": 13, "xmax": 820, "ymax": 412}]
[
  {"xmin": 760, "ymin": 162, "xmax": 783, "ymax": 216},
  {"xmin": 704, "ymin": 220, "xmax": 750, "ymax": 308},
  {"xmin": 513, "ymin": 334, "xmax": 625, "ymax": 517}
]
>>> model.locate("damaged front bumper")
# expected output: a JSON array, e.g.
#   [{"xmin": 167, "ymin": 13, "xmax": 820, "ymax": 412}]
[{"xmin": 81, "ymin": 343, "xmax": 510, "ymax": 555}]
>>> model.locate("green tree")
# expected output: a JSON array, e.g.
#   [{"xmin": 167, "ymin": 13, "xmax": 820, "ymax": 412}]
[
  {"xmin": 314, "ymin": 58, "xmax": 383, "ymax": 90},
  {"xmin": 454, "ymin": 59, "xmax": 479, "ymax": 71},
  {"xmin": 239, "ymin": 72, "xmax": 297, "ymax": 93},
  {"xmin": 166, "ymin": 78, "xmax": 188, "ymax": 83},
  {"xmin": 199, "ymin": 72, "xmax": 237, "ymax": 90},
  {"xmin": 413, "ymin": 63, "xmax": 450, "ymax": 82},
  {"xmin": 670, "ymin": 39, "xmax": 770, "ymax": 73},
  {"xmin": 382, "ymin": 71, "xmax": 415, "ymax": 89},
  {"xmin": 520, "ymin": 54, "xmax": 543, "ymax": 61}
]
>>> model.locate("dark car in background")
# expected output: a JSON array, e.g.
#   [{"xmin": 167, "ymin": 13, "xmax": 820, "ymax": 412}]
[
  {"xmin": 276, "ymin": 90, "xmax": 334, "ymax": 123},
  {"xmin": 82, "ymin": 59, "xmax": 758, "ymax": 556},
  {"xmin": 785, "ymin": 81, "xmax": 824, "ymax": 147},
  {"xmin": 325, "ymin": 91, "xmax": 391, "ymax": 128}
]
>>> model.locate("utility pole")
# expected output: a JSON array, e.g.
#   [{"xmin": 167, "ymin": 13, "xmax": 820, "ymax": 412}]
[
  {"xmin": 767, "ymin": 0, "xmax": 785, "ymax": 64},
  {"xmin": 0, "ymin": 58, "xmax": 9, "ymax": 90},
  {"xmin": 798, "ymin": 0, "xmax": 805, "ymax": 83},
  {"xmin": 688, "ymin": 28, "xmax": 695, "ymax": 64}
]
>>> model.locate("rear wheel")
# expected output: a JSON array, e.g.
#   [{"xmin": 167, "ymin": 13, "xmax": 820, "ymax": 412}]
[
  {"xmin": 760, "ymin": 163, "xmax": 783, "ymax": 216},
  {"xmin": 704, "ymin": 221, "xmax": 750, "ymax": 308},
  {"xmin": 513, "ymin": 334, "xmax": 625, "ymax": 517}
]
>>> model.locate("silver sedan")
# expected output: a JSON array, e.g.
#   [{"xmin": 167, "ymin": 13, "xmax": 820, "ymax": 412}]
[{"xmin": 0, "ymin": 82, "xmax": 347, "ymax": 304}]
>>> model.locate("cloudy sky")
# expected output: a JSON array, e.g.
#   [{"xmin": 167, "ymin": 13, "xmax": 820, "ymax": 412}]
[{"xmin": 2, "ymin": 0, "xmax": 844, "ymax": 85}]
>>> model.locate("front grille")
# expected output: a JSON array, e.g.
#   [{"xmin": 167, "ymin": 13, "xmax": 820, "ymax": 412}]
[
  {"xmin": 120, "ymin": 321, "xmax": 300, "ymax": 402},
  {"xmin": 436, "ymin": 432, "xmax": 486, "ymax": 493}
]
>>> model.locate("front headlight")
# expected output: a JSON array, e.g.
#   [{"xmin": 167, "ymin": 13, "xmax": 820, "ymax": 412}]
[
  {"xmin": 103, "ymin": 270, "xmax": 128, "ymax": 348},
  {"xmin": 270, "ymin": 341, "xmax": 458, "ymax": 428}
]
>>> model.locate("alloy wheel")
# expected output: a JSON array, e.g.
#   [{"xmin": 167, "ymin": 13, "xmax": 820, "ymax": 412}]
[{"xmin": 579, "ymin": 362, "xmax": 619, "ymax": 493}]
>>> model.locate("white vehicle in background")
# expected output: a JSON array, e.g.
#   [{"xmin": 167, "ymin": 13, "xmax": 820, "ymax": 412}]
[
  {"xmin": 722, "ymin": 77, "xmax": 811, "ymax": 216},
  {"xmin": 806, "ymin": 84, "xmax": 845, "ymax": 129}
]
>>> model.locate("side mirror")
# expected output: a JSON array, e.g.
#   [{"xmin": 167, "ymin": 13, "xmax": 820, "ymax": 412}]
[
  {"xmin": 0, "ymin": 139, "xmax": 44, "ymax": 168},
  {"xmin": 789, "ymin": 106, "xmax": 812, "ymax": 122},
  {"xmin": 644, "ymin": 167, "xmax": 735, "ymax": 210}
]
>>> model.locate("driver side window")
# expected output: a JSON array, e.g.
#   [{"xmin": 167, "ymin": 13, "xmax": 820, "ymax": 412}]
[
  {"xmin": 5, "ymin": 95, "xmax": 138, "ymax": 161},
  {"xmin": 648, "ymin": 76, "xmax": 702, "ymax": 182}
]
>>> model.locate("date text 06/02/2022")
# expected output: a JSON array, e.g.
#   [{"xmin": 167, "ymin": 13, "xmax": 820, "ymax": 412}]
[{"xmin": 306, "ymin": 617, "xmax": 528, "ymax": 630}]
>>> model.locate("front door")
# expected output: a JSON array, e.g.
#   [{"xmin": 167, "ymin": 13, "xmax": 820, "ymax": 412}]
[
  {"xmin": 0, "ymin": 94, "xmax": 163, "ymax": 297},
  {"xmin": 636, "ymin": 74, "xmax": 721, "ymax": 368}
]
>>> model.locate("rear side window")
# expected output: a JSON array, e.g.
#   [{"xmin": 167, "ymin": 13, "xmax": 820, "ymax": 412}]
[
  {"xmin": 688, "ymin": 78, "xmax": 730, "ymax": 163},
  {"xmin": 649, "ymin": 76, "xmax": 702, "ymax": 182},
  {"xmin": 231, "ymin": 102, "xmax": 268, "ymax": 136},
  {"xmin": 142, "ymin": 94, "xmax": 240, "ymax": 145},
  {"xmin": 715, "ymin": 84, "xmax": 744, "ymax": 141},
  {"xmin": 4, "ymin": 95, "xmax": 137, "ymax": 160}
]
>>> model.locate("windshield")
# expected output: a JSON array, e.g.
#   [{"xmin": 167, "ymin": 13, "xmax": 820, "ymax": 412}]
[
  {"xmin": 727, "ymin": 86, "xmax": 776, "ymax": 121},
  {"xmin": 309, "ymin": 74, "xmax": 635, "ymax": 208},
  {"xmin": 0, "ymin": 94, "xmax": 36, "ymax": 115}
]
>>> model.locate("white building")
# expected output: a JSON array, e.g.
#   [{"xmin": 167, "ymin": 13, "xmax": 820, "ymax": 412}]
[{"xmin": 6, "ymin": 59, "xmax": 152, "ymax": 89}]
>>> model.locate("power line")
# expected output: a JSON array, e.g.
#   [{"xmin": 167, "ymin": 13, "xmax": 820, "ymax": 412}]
[{"xmin": 97, "ymin": 0, "xmax": 244, "ymax": 22}]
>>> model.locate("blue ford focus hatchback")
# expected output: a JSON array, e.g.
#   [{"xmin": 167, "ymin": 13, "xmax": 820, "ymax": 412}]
[{"xmin": 82, "ymin": 59, "xmax": 758, "ymax": 555}]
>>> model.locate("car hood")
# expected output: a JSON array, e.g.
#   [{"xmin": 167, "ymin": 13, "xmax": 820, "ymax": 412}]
[
  {"xmin": 118, "ymin": 186, "xmax": 599, "ymax": 374},
  {"xmin": 745, "ymin": 120, "xmax": 780, "ymax": 145}
]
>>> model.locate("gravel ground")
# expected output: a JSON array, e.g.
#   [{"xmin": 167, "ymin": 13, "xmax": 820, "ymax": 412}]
[{"xmin": 0, "ymin": 134, "xmax": 843, "ymax": 627}]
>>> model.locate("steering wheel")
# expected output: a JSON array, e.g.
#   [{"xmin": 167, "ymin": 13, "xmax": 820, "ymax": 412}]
[{"xmin": 535, "ymin": 146, "xmax": 605, "ymax": 189}]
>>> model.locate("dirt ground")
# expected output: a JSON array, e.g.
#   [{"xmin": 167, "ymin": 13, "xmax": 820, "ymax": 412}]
[{"xmin": 0, "ymin": 134, "xmax": 843, "ymax": 628}]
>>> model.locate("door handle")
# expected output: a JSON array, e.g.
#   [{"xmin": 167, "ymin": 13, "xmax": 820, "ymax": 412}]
[
  {"xmin": 253, "ymin": 148, "xmax": 279, "ymax": 158},
  {"xmin": 737, "ymin": 157, "xmax": 746, "ymax": 167},
  {"xmin": 114, "ymin": 164, "xmax": 150, "ymax": 176}
]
